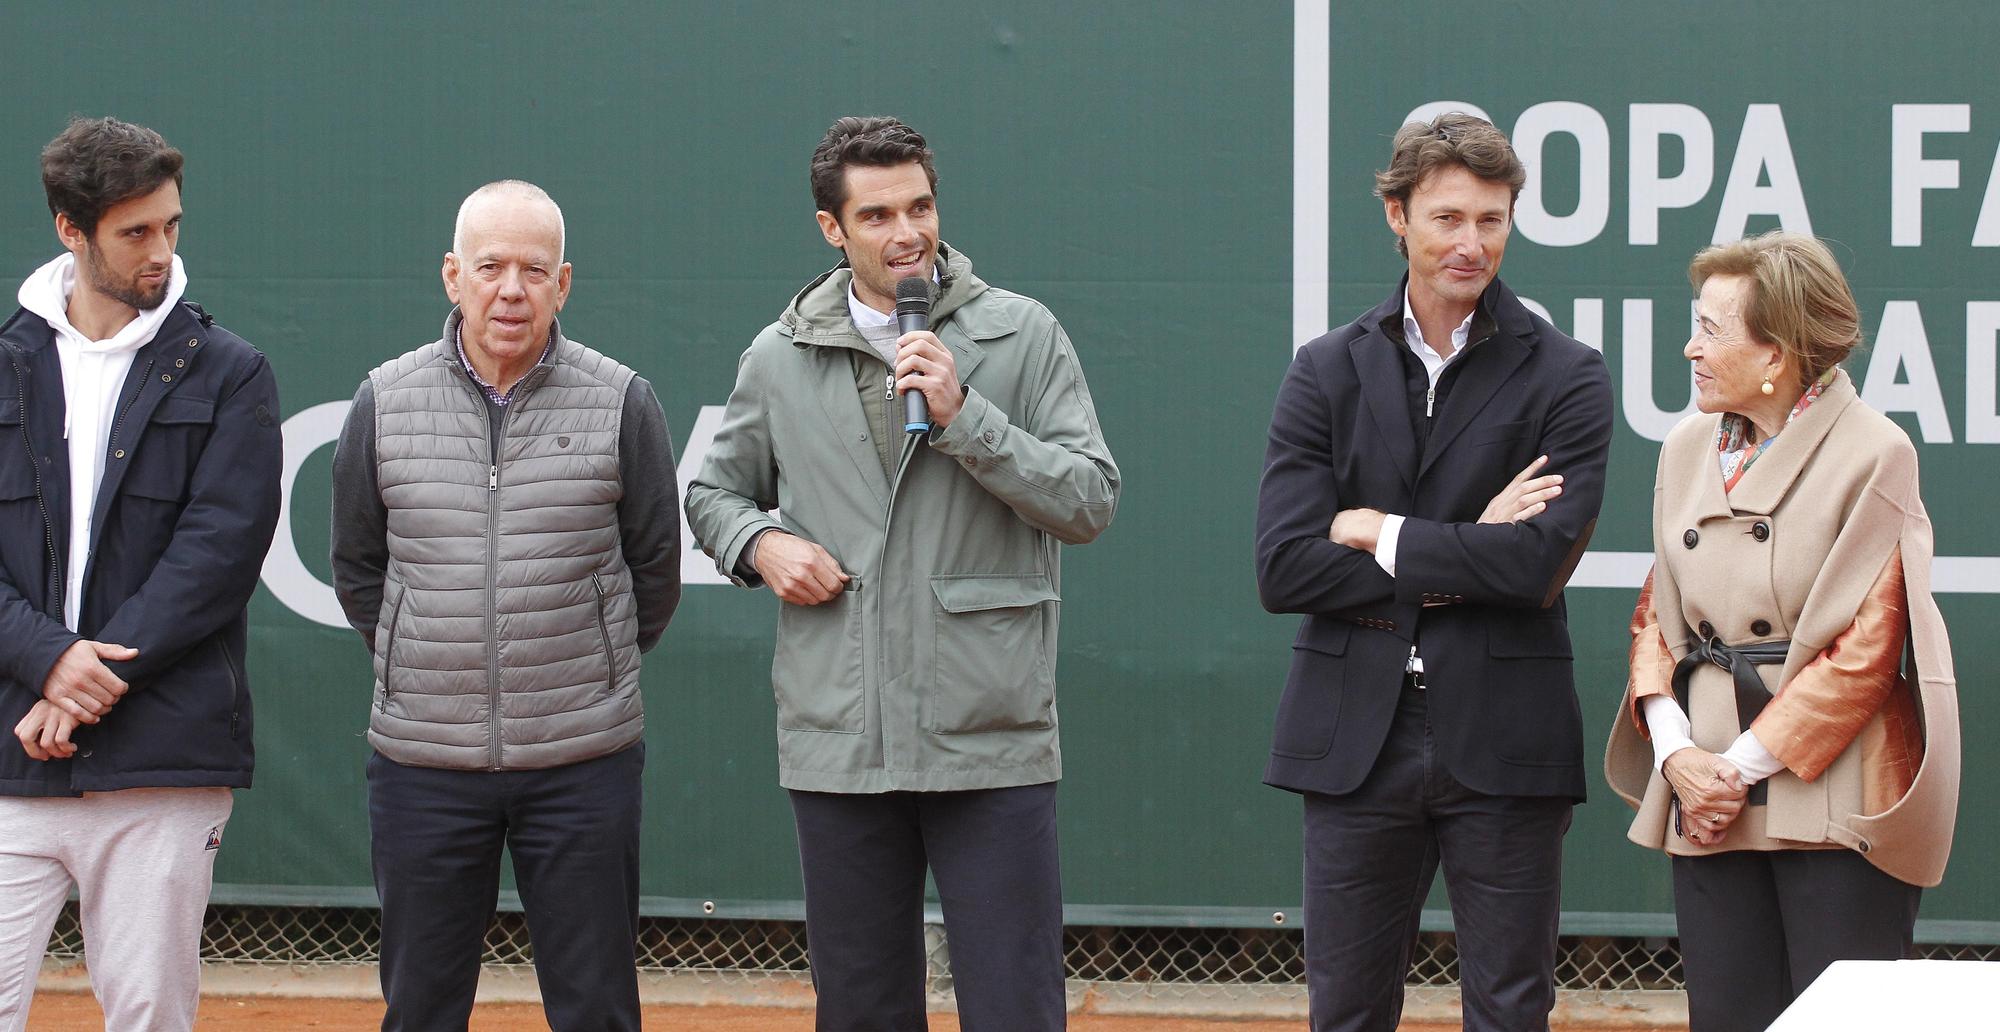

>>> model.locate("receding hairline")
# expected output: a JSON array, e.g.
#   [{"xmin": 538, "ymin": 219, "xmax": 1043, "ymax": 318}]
[{"xmin": 452, "ymin": 180, "xmax": 565, "ymax": 262}]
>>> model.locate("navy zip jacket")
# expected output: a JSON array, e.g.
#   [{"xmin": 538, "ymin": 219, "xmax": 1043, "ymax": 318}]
[{"xmin": 0, "ymin": 299, "xmax": 281, "ymax": 795}]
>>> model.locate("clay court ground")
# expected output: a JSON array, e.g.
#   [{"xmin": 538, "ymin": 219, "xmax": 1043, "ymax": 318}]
[{"xmin": 25, "ymin": 992, "xmax": 1668, "ymax": 1032}]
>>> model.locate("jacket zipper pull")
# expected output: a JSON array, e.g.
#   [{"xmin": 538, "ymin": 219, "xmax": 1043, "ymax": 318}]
[
  {"xmin": 488, "ymin": 465, "xmax": 498, "ymax": 491},
  {"xmin": 1425, "ymin": 385, "xmax": 1436, "ymax": 418},
  {"xmin": 885, "ymin": 373, "xmax": 895, "ymax": 401}
]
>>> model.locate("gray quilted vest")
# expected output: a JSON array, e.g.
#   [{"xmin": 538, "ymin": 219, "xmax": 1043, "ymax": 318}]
[{"xmin": 365, "ymin": 316, "xmax": 642, "ymax": 770}]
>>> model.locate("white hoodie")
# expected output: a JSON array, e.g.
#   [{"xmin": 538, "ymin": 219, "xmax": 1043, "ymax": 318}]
[{"xmin": 17, "ymin": 252, "xmax": 188, "ymax": 631}]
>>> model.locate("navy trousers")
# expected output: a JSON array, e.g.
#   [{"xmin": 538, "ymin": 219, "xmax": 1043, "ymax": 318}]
[
  {"xmin": 1301, "ymin": 686, "xmax": 1573, "ymax": 1032},
  {"xmin": 788, "ymin": 783, "xmax": 1066, "ymax": 1031},
  {"xmin": 368, "ymin": 744, "xmax": 644, "ymax": 1032},
  {"xmin": 1672, "ymin": 848, "xmax": 1920, "ymax": 1032}
]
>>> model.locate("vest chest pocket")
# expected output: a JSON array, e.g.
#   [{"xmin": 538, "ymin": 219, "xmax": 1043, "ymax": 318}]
[{"xmin": 929, "ymin": 574, "xmax": 1061, "ymax": 735}]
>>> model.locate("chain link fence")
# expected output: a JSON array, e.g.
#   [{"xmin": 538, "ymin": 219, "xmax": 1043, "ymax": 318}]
[{"xmin": 42, "ymin": 904, "xmax": 2000, "ymax": 1008}]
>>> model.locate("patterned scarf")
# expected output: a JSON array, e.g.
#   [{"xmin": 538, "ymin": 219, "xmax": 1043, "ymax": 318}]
[{"xmin": 1716, "ymin": 368, "xmax": 1837, "ymax": 492}]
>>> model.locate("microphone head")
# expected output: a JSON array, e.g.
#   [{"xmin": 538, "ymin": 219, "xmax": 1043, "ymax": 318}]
[{"xmin": 895, "ymin": 276, "xmax": 933, "ymax": 314}]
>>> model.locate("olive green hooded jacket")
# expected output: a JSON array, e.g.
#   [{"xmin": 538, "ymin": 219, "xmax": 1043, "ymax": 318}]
[{"xmin": 686, "ymin": 245, "xmax": 1119, "ymax": 792}]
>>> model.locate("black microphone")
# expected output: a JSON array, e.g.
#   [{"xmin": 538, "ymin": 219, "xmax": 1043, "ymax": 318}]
[{"xmin": 895, "ymin": 277, "xmax": 933, "ymax": 434}]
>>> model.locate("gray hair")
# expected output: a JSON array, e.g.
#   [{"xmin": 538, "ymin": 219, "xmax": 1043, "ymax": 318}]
[{"xmin": 452, "ymin": 179, "xmax": 565, "ymax": 262}]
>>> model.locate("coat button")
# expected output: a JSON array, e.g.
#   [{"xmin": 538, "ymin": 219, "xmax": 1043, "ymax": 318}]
[
  {"xmin": 1751, "ymin": 619, "xmax": 1772, "ymax": 636},
  {"xmin": 1698, "ymin": 620, "xmax": 1714, "ymax": 637},
  {"xmin": 982, "ymin": 429, "xmax": 997, "ymax": 445},
  {"xmin": 113, "ymin": 449, "xmax": 125, "ymax": 459},
  {"xmin": 187, "ymin": 339, "xmax": 198, "ymax": 347},
  {"xmin": 161, "ymin": 373, "xmax": 172, "ymax": 383},
  {"xmin": 1752, "ymin": 521, "xmax": 1770, "ymax": 542},
  {"xmin": 174, "ymin": 358, "xmax": 185, "ymax": 368},
  {"xmin": 1683, "ymin": 529, "xmax": 1699, "ymax": 549}
]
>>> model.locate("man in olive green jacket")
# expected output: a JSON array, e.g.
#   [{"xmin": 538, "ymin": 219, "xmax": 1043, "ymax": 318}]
[{"xmin": 686, "ymin": 116, "xmax": 1117, "ymax": 1030}]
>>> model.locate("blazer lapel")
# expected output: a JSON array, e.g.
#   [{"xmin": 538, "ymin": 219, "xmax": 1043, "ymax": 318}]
[
  {"xmin": 1725, "ymin": 370, "xmax": 1857, "ymax": 517},
  {"xmin": 1353, "ymin": 325, "xmax": 1419, "ymax": 493},
  {"xmin": 1659, "ymin": 410, "xmax": 1736, "ymax": 530}
]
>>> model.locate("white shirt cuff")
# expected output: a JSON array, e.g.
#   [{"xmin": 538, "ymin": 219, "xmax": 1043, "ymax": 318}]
[
  {"xmin": 1640, "ymin": 695, "xmax": 1695, "ymax": 773},
  {"xmin": 1719, "ymin": 730, "xmax": 1787, "ymax": 786},
  {"xmin": 1374, "ymin": 514, "xmax": 1405, "ymax": 576}
]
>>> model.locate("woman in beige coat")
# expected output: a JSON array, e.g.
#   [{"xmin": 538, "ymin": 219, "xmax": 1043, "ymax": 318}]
[{"xmin": 1604, "ymin": 231, "xmax": 1960, "ymax": 1032}]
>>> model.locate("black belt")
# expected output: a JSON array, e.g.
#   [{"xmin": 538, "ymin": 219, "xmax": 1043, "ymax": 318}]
[{"xmin": 1671, "ymin": 635, "xmax": 1789, "ymax": 806}]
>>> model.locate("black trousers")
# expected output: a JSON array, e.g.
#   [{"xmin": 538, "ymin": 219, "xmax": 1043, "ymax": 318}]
[
  {"xmin": 1672, "ymin": 848, "xmax": 1921, "ymax": 1032},
  {"xmin": 788, "ymin": 782, "xmax": 1066, "ymax": 1032},
  {"xmin": 367, "ymin": 745, "xmax": 644, "ymax": 1032},
  {"xmin": 1301, "ymin": 686, "xmax": 1573, "ymax": 1032}
]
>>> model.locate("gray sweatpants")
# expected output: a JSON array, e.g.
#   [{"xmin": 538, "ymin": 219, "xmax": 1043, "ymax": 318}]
[{"xmin": 0, "ymin": 787, "xmax": 233, "ymax": 1032}]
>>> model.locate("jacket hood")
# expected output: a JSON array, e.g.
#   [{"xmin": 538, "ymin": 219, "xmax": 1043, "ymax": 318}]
[
  {"xmin": 17, "ymin": 252, "xmax": 187, "ymax": 356},
  {"xmin": 778, "ymin": 242, "xmax": 988, "ymax": 348}
]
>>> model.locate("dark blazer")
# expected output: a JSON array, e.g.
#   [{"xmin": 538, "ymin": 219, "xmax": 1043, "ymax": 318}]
[
  {"xmin": 1256, "ymin": 277, "xmax": 1612, "ymax": 801},
  {"xmin": 0, "ymin": 300, "xmax": 281, "ymax": 796}
]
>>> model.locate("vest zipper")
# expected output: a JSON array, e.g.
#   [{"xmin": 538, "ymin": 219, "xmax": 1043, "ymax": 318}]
[
  {"xmin": 5, "ymin": 342, "xmax": 62, "ymax": 625},
  {"xmin": 486, "ymin": 407, "xmax": 507, "ymax": 771},
  {"xmin": 591, "ymin": 573, "xmax": 616, "ymax": 693}
]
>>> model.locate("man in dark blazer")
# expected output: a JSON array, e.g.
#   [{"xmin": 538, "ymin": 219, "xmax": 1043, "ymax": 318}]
[{"xmin": 1255, "ymin": 113, "xmax": 1613, "ymax": 1032}]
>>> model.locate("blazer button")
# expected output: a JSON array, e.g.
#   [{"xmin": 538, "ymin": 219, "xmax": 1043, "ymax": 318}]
[
  {"xmin": 1752, "ymin": 521, "xmax": 1771, "ymax": 542},
  {"xmin": 1698, "ymin": 620, "xmax": 1714, "ymax": 638},
  {"xmin": 1751, "ymin": 619, "xmax": 1772, "ymax": 636},
  {"xmin": 1683, "ymin": 529, "xmax": 1699, "ymax": 549}
]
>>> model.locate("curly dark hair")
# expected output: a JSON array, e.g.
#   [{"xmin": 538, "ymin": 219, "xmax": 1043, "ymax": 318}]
[
  {"xmin": 1373, "ymin": 112, "xmax": 1523, "ymax": 258},
  {"xmin": 41, "ymin": 116, "xmax": 184, "ymax": 238},
  {"xmin": 808, "ymin": 116, "xmax": 937, "ymax": 222}
]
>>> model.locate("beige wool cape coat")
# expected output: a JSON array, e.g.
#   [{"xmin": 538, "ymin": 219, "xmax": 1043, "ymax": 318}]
[{"xmin": 1605, "ymin": 370, "xmax": 1960, "ymax": 887}]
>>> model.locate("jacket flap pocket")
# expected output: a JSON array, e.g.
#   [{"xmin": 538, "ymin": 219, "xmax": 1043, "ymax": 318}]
[
  {"xmin": 930, "ymin": 574, "xmax": 1060, "ymax": 613},
  {"xmin": 1488, "ymin": 616, "xmax": 1573, "ymax": 658},
  {"xmin": 1293, "ymin": 619, "xmax": 1351, "ymax": 656},
  {"xmin": 152, "ymin": 395, "xmax": 215, "ymax": 424},
  {"xmin": 0, "ymin": 393, "xmax": 19, "ymax": 426}
]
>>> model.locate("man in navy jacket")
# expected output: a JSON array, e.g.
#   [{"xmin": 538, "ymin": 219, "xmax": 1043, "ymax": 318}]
[
  {"xmin": 1256, "ymin": 113, "xmax": 1612, "ymax": 1031},
  {"xmin": 0, "ymin": 118, "xmax": 281, "ymax": 1031}
]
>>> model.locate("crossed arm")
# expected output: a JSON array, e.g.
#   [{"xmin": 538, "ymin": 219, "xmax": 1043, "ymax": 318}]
[{"xmin": 1256, "ymin": 345, "xmax": 1611, "ymax": 615}]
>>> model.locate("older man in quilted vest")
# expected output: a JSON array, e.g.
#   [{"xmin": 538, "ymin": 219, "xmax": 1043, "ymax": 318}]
[{"xmin": 330, "ymin": 180, "xmax": 680, "ymax": 1032}]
